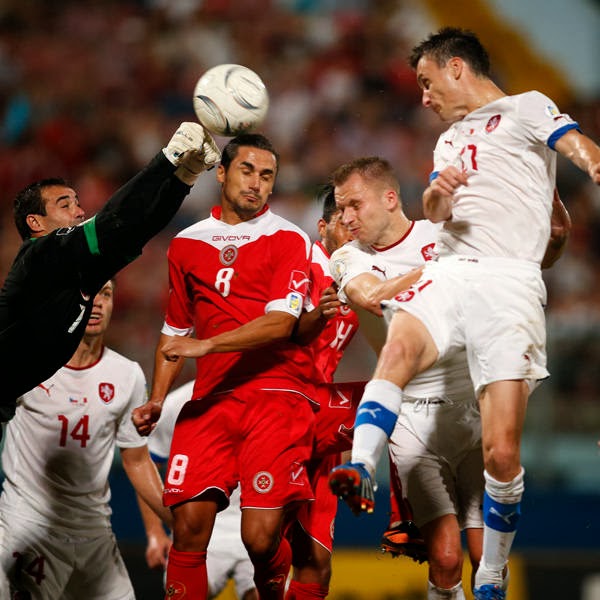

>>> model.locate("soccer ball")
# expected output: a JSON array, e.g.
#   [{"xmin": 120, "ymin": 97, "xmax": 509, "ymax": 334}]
[{"xmin": 193, "ymin": 64, "xmax": 269, "ymax": 137}]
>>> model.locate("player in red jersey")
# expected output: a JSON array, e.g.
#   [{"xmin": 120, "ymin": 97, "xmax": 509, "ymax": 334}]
[
  {"xmin": 298, "ymin": 185, "xmax": 359, "ymax": 385},
  {"xmin": 285, "ymin": 184, "xmax": 360, "ymax": 599},
  {"xmin": 133, "ymin": 133, "xmax": 314, "ymax": 600}
]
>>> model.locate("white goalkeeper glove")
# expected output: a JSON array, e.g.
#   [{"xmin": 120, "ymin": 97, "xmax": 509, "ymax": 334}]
[{"xmin": 163, "ymin": 122, "xmax": 221, "ymax": 185}]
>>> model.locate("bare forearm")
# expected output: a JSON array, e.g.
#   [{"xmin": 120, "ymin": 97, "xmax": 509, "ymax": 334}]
[
  {"xmin": 136, "ymin": 491, "xmax": 168, "ymax": 538},
  {"xmin": 423, "ymin": 166, "xmax": 467, "ymax": 222},
  {"xmin": 293, "ymin": 308, "xmax": 328, "ymax": 345},
  {"xmin": 345, "ymin": 269, "xmax": 423, "ymax": 316},
  {"xmin": 151, "ymin": 333, "xmax": 184, "ymax": 403},
  {"xmin": 164, "ymin": 312, "xmax": 297, "ymax": 361},
  {"xmin": 293, "ymin": 286, "xmax": 341, "ymax": 345},
  {"xmin": 136, "ymin": 490, "xmax": 172, "ymax": 569},
  {"xmin": 555, "ymin": 130, "xmax": 600, "ymax": 184},
  {"xmin": 121, "ymin": 447, "xmax": 172, "ymax": 527},
  {"xmin": 207, "ymin": 312, "xmax": 296, "ymax": 352},
  {"xmin": 423, "ymin": 185, "xmax": 453, "ymax": 223}
]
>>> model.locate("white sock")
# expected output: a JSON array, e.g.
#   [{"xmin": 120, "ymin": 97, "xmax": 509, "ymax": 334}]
[
  {"xmin": 350, "ymin": 424, "xmax": 386, "ymax": 477},
  {"xmin": 428, "ymin": 580, "xmax": 465, "ymax": 599},
  {"xmin": 351, "ymin": 379, "xmax": 403, "ymax": 474},
  {"xmin": 476, "ymin": 468, "xmax": 524, "ymax": 589}
]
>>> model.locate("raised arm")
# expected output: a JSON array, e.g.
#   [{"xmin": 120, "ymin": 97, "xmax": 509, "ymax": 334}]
[
  {"xmin": 93, "ymin": 123, "xmax": 221, "ymax": 258},
  {"xmin": 554, "ymin": 129, "xmax": 600, "ymax": 185}
]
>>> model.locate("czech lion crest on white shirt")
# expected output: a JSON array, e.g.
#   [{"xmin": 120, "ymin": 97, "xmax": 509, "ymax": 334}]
[{"xmin": 99, "ymin": 382, "xmax": 115, "ymax": 403}]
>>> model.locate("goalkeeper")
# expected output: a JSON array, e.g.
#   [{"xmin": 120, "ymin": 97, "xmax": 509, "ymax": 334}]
[{"xmin": 0, "ymin": 122, "xmax": 220, "ymax": 420}]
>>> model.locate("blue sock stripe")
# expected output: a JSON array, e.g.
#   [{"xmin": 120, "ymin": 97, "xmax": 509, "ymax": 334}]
[
  {"xmin": 354, "ymin": 401, "xmax": 397, "ymax": 436},
  {"xmin": 483, "ymin": 491, "xmax": 521, "ymax": 533}
]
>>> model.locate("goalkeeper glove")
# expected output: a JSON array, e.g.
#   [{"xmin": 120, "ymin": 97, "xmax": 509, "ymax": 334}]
[{"xmin": 163, "ymin": 122, "xmax": 221, "ymax": 185}]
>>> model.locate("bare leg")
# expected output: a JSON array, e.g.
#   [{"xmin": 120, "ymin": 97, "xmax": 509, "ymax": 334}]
[{"xmin": 475, "ymin": 380, "xmax": 528, "ymax": 593}]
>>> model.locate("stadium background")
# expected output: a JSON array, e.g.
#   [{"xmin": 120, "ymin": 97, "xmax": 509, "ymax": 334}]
[{"xmin": 1, "ymin": 0, "xmax": 599, "ymax": 598}]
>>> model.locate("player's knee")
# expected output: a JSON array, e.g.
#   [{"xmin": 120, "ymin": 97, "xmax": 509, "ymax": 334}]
[
  {"xmin": 379, "ymin": 336, "xmax": 419, "ymax": 373},
  {"xmin": 242, "ymin": 530, "xmax": 279, "ymax": 559},
  {"xmin": 385, "ymin": 331, "xmax": 411, "ymax": 357},
  {"xmin": 171, "ymin": 515, "xmax": 212, "ymax": 551},
  {"xmin": 428, "ymin": 545, "xmax": 463, "ymax": 586},
  {"xmin": 482, "ymin": 442, "xmax": 520, "ymax": 479}
]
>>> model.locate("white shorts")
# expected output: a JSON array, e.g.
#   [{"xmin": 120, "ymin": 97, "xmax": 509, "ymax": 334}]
[
  {"xmin": 0, "ymin": 514, "xmax": 134, "ymax": 600},
  {"xmin": 207, "ymin": 531, "xmax": 254, "ymax": 599},
  {"xmin": 382, "ymin": 255, "xmax": 549, "ymax": 396},
  {"xmin": 388, "ymin": 395, "xmax": 484, "ymax": 529}
]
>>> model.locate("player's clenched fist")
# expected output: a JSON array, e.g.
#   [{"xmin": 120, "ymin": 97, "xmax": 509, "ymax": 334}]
[
  {"xmin": 132, "ymin": 400, "xmax": 163, "ymax": 436},
  {"xmin": 161, "ymin": 335, "xmax": 211, "ymax": 361}
]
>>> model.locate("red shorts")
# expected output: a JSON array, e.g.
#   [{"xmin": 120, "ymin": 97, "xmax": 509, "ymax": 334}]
[
  {"xmin": 164, "ymin": 387, "xmax": 315, "ymax": 509},
  {"xmin": 313, "ymin": 381, "xmax": 366, "ymax": 459},
  {"xmin": 295, "ymin": 453, "xmax": 340, "ymax": 552}
]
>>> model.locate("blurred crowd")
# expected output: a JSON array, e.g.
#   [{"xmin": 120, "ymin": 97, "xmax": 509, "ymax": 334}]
[{"xmin": 1, "ymin": 0, "xmax": 600, "ymax": 433}]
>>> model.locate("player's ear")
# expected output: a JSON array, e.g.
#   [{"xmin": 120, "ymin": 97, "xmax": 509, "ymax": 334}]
[
  {"xmin": 448, "ymin": 57, "xmax": 463, "ymax": 80},
  {"xmin": 317, "ymin": 218, "xmax": 327, "ymax": 238},
  {"xmin": 384, "ymin": 189, "xmax": 398, "ymax": 210},
  {"xmin": 25, "ymin": 214, "xmax": 44, "ymax": 235},
  {"xmin": 216, "ymin": 164, "xmax": 226, "ymax": 184}
]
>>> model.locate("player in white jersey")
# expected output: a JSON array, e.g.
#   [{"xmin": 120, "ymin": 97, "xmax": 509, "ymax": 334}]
[
  {"xmin": 137, "ymin": 380, "xmax": 257, "ymax": 600},
  {"xmin": 330, "ymin": 28, "xmax": 589, "ymax": 600},
  {"xmin": 0, "ymin": 280, "xmax": 171, "ymax": 599},
  {"xmin": 328, "ymin": 157, "xmax": 484, "ymax": 599}
]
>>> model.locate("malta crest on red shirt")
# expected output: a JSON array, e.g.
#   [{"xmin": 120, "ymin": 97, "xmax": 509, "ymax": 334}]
[{"xmin": 99, "ymin": 382, "xmax": 115, "ymax": 403}]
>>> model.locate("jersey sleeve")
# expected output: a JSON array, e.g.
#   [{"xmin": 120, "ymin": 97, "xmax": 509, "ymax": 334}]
[
  {"xmin": 305, "ymin": 243, "xmax": 333, "ymax": 313},
  {"xmin": 330, "ymin": 244, "xmax": 381, "ymax": 304},
  {"xmin": 516, "ymin": 90, "xmax": 580, "ymax": 149},
  {"xmin": 92, "ymin": 152, "xmax": 190, "ymax": 259},
  {"xmin": 162, "ymin": 238, "xmax": 195, "ymax": 336},
  {"xmin": 116, "ymin": 362, "xmax": 149, "ymax": 449},
  {"xmin": 264, "ymin": 230, "xmax": 311, "ymax": 319}
]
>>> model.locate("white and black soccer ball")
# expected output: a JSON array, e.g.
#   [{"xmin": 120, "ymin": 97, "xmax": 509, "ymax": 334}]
[{"xmin": 193, "ymin": 64, "xmax": 269, "ymax": 137}]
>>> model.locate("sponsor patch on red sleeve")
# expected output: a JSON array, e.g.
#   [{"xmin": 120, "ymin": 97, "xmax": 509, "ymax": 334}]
[{"xmin": 289, "ymin": 270, "xmax": 309, "ymax": 296}]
